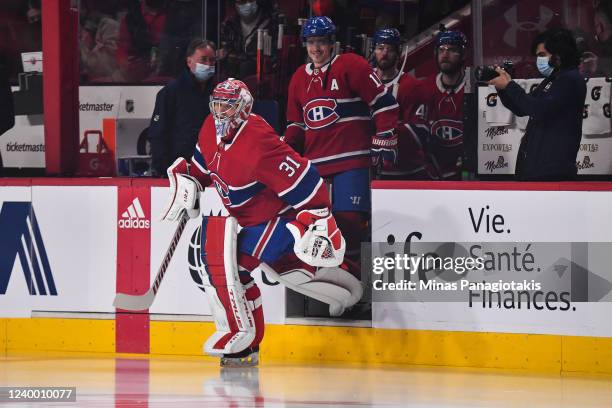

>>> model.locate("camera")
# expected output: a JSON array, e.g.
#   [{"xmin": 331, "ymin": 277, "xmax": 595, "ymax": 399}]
[{"xmin": 474, "ymin": 60, "xmax": 515, "ymax": 82}]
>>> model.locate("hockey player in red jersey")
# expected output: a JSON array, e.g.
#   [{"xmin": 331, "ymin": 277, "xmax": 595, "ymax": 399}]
[
  {"xmin": 372, "ymin": 28, "xmax": 431, "ymax": 180},
  {"xmin": 285, "ymin": 16, "xmax": 399, "ymax": 269},
  {"xmin": 411, "ymin": 30, "xmax": 467, "ymax": 180},
  {"xmin": 161, "ymin": 79, "xmax": 363, "ymax": 366}
]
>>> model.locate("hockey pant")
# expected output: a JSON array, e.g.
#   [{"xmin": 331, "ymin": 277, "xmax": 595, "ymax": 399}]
[{"xmin": 326, "ymin": 168, "xmax": 371, "ymax": 276}]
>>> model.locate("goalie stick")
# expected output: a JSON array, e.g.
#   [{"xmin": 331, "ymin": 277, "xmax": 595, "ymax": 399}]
[{"xmin": 113, "ymin": 213, "xmax": 189, "ymax": 311}]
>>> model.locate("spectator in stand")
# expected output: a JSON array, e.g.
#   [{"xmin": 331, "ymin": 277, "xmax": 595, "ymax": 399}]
[
  {"xmin": 218, "ymin": 0, "xmax": 278, "ymax": 81},
  {"xmin": 80, "ymin": 1, "xmax": 121, "ymax": 82},
  {"xmin": 20, "ymin": 0, "xmax": 42, "ymax": 53},
  {"xmin": 149, "ymin": 39, "xmax": 216, "ymax": 176},
  {"xmin": 116, "ymin": 0, "xmax": 168, "ymax": 82},
  {"xmin": 25, "ymin": 0, "xmax": 40, "ymax": 24}
]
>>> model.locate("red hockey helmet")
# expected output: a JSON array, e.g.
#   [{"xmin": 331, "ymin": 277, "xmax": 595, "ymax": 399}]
[{"xmin": 209, "ymin": 78, "xmax": 253, "ymax": 141}]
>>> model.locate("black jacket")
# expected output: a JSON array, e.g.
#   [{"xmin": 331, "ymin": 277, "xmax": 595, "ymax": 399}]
[
  {"xmin": 498, "ymin": 68, "xmax": 586, "ymax": 180},
  {"xmin": 149, "ymin": 68, "xmax": 213, "ymax": 175}
]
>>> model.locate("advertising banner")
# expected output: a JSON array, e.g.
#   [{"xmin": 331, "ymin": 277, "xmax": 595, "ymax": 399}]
[
  {"xmin": 371, "ymin": 184, "xmax": 612, "ymax": 337},
  {"xmin": 0, "ymin": 186, "xmax": 117, "ymax": 317}
]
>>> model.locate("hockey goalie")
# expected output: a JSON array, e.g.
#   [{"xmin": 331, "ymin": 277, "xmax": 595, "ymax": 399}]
[{"xmin": 161, "ymin": 78, "xmax": 363, "ymax": 367}]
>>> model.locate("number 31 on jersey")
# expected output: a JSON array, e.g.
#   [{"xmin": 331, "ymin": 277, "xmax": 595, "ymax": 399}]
[{"xmin": 279, "ymin": 156, "xmax": 301, "ymax": 177}]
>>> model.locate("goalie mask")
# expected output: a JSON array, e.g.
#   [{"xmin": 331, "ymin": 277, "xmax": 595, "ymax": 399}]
[{"xmin": 209, "ymin": 78, "xmax": 254, "ymax": 142}]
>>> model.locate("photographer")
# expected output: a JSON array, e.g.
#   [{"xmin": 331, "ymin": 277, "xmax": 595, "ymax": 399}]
[{"xmin": 489, "ymin": 28, "xmax": 586, "ymax": 181}]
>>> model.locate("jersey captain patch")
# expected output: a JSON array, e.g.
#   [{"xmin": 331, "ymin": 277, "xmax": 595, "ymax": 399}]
[{"xmin": 303, "ymin": 98, "xmax": 340, "ymax": 130}]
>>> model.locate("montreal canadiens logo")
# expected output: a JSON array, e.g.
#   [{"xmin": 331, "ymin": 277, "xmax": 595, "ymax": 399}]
[
  {"xmin": 431, "ymin": 119, "xmax": 463, "ymax": 145},
  {"xmin": 303, "ymin": 98, "xmax": 340, "ymax": 130},
  {"xmin": 210, "ymin": 173, "xmax": 231, "ymax": 206}
]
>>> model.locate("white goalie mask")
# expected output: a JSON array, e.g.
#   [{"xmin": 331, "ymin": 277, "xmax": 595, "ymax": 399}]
[{"xmin": 209, "ymin": 78, "xmax": 254, "ymax": 142}]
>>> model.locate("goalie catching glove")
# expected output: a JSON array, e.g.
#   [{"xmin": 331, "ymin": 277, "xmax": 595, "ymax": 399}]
[
  {"xmin": 161, "ymin": 157, "xmax": 203, "ymax": 222},
  {"xmin": 286, "ymin": 208, "xmax": 345, "ymax": 268}
]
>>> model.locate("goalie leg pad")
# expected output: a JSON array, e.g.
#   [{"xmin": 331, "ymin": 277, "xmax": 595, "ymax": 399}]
[
  {"xmin": 261, "ymin": 255, "xmax": 363, "ymax": 317},
  {"xmin": 238, "ymin": 253, "xmax": 265, "ymax": 349},
  {"xmin": 188, "ymin": 216, "xmax": 262, "ymax": 356}
]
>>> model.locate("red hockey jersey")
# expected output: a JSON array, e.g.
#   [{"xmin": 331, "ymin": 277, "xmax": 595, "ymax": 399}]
[
  {"xmin": 190, "ymin": 114, "xmax": 330, "ymax": 227},
  {"xmin": 285, "ymin": 53, "xmax": 399, "ymax": 177},
  {"xmin": 413, "ymin": 73, "xmax": 465, "ymax": 179},
  {"xmin": 379, "ymin": 71, "xmax": 428, "ymax": 177}
]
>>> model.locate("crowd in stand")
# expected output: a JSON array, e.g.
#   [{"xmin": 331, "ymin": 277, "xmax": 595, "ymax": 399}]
[
  {"xmin": 0, "ymin": 0, "xmax": 471, "ymax": 83},
  {"xmin": 1, "ymin": 0, "xmax": 610, "ymax": 181}
]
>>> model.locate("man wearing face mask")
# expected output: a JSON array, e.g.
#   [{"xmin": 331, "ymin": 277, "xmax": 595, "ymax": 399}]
[
  {"xmin": 218, "ymin": 0, "xmax": 278, "ymax": 80},
  {"xmin": 149, "ymin": 39, "xmax": 217, "ymax": 176},
  {"xmin": 489, "ymin": 28, "xmax": 587, "ymax": 181}
]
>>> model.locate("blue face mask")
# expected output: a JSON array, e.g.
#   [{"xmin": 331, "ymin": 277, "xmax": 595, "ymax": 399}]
[
  {"xmin": 537, "ymin": 56, "xmax": 554, "ymax": 77},
  {"xmin": 193, "ymin": 63, "xmax": 215, "ymax": 81},
  {"xmin": 237, "ymin": 1, "xmax": 258, "ymax": 18}
]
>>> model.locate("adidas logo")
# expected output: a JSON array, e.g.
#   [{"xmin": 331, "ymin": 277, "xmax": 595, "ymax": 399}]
[{"xmin": 118, "ymin": 197, "xmax": 150, "ymax": 229}]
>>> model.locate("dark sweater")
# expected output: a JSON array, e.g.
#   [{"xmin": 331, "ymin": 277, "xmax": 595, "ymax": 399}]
[{"xmin": 149, "ymin": 68, "xmax": 213, "ymax": 175}]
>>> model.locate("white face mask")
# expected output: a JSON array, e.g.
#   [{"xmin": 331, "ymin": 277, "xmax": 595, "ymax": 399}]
[
  {"xmin": 536, "ymin": 56, "xmax": 554, "ymax": 77},
  {"xmin": 193, "ymin": 63, "xmax": 215, "ymax": 81}
]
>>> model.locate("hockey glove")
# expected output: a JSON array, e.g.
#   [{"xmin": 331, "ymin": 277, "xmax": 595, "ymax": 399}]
[
  {"xmin": 371, "ymin": 130, "xmax": 398, "ymax": 170},
  {"xmin": 161, "ymin": 157, "xmax": 203, "ymax": 222},
  {"xmin": 286, "ymin": 208, "xmax": 346, "ymax": 268}
]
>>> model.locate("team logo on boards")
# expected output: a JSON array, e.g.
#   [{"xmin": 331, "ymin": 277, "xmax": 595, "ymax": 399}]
[
  {"xmin": 0, "ymin": 202, "xmax": 57, "ymax": 295},
  {"xmin": 118, "ymin": 197, "xmax": 150, "ymax": 229},
  {"xmin": 303, "ymin": 98, "xmax": 340, "ymax": 130}
]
